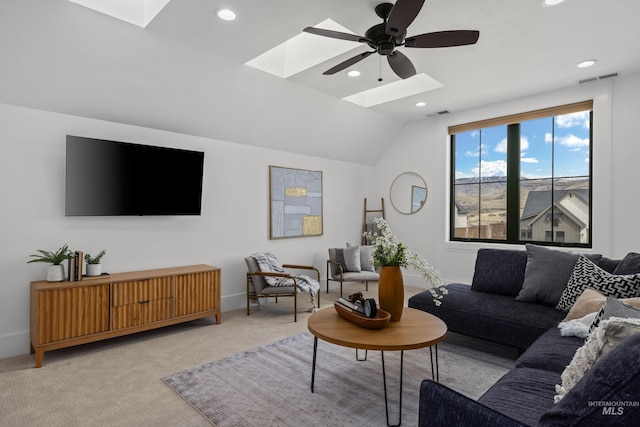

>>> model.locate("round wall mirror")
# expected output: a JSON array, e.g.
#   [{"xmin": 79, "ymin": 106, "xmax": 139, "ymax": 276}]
[{"xmin": 390, "ymin": 172, "xmax": 428, "ymax": 214}]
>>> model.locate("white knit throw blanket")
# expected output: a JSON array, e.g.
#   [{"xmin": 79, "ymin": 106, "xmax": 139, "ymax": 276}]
[{"xmin": 250, "ymin": 252, "xmax": 319, "ymax": 307}]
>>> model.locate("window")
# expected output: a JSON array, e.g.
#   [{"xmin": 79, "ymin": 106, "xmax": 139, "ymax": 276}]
[{"xmin": 450, "ymin": 101, "xmax": 592, "ymax": 247}]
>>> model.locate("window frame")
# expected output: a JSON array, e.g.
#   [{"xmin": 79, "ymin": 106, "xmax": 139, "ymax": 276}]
[{"xmin": 449, "ymin": 101, "xmax": 593, "ymax": 248}]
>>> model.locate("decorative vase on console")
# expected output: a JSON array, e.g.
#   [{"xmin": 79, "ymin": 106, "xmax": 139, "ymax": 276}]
[
  {"xmin": 27, "ymin": 244, "xmax": 73, "ymax": 282},
  {"xmin": 84, "ymin": 249, "xmax": 106, "ymax": 276},
  {"xmin": 363, "ymin": 217, "xmax": 446, "ymax": 322}
]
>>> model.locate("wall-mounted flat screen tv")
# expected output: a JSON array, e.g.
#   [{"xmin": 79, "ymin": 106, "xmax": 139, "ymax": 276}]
[{"xmin": 65, "ymin": 135, "xmax": 204, "ymax": 216}]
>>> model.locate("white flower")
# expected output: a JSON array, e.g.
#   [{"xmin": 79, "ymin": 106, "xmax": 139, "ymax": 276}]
[{"xmin": 363, "ymin": 217, "xmax": 446, "ymax": 305}]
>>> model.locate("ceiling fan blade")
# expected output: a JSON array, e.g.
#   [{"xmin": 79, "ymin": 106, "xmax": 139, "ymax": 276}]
[
  {"xmin": 405, "ymin": 30, "xmax": 480, "ymax": 48},
  {"xmin": 303, "ymin": 27, "xmax": 368, "ymax": 43},
  {"xmin": 388, "ymin": 51, "xmax": 416, "ymax": 79},
  {"xmin": 386, "ymin": 0, "xmax": 426, "ymax": 36},
  {"xmin": 323, "ymin": 51, "xmax": 375, "ymax": 75}
]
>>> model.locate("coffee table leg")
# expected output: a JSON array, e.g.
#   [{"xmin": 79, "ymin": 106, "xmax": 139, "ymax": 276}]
[
  {"xmin": 311, "ymin": 336, "xmax": 318, "ymax": 393},
  {"xmin": 429, "ymin": 345, "xmax": 439, "ymax": 382},
  {"xmin": 355, "ymin": 349, "xmax": 368, "ymax": 361},
  {"xmin": 381, "ymin": 350, "xmax": 404, "ymax": 427}
]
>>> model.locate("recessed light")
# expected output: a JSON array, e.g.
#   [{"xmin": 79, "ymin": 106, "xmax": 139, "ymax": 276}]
[
  {"xmin": 415, "ymin": 101, "xmax": 427, "ymax": 107},
  {"xmin": 347, "ymin": 70, "xmax": 361, "ymax": 77},
  {"xmin": 541, "ymin": 0, "xmax": 565, "ymax": 6},
  {"xmin": 577, "ymin": 59, "xmax": 597, "ymax": 68},
  {"xmin": 216, "ymin": 8, "xmax": 236, "ymax": 21}
]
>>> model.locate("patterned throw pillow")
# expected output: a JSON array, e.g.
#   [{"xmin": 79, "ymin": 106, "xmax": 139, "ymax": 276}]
[
  {"xmin": 588, "ymin": 296, "xmax": 640, "ymax": 334},
  {"xmin": 556, "ymin": 256, "xmax": 640, "ymax": 312},
  {"xmin": 554, "ymin": 317, "xmax": 640, "ymax": 403}
]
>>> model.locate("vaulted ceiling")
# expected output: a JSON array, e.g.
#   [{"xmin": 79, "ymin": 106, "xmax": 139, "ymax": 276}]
[{"xmin": 1, "ymin": 0, "xmax": 639, "ymax": 165}]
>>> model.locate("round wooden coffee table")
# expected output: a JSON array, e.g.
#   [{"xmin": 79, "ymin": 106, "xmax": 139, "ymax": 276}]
[{"xmin": 308, "ymin": 307, "xmax": 447, "ymax": 426}]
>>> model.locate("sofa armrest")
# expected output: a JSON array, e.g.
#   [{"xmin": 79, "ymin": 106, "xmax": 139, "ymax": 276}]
[{"xmin": 419, "ymin": 380, "xmax": 526, "ymax": 427}]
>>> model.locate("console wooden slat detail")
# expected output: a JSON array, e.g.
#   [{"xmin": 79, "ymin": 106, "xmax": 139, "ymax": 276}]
[{"xmin": 30, "ymin": 264, "xmax": 220, "ymax": 368}]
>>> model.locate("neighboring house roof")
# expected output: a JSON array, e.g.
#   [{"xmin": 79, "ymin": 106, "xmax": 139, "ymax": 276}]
[
  {"xmin": 521, "ymin": 189, "xmax": 588, "ymax": 220},
  {"xmin": 455, "ymin": 202, "xmax": 468, "ymax": 214}
]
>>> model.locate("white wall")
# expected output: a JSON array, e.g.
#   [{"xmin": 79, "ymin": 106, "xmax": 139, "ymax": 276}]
[
  {"xmin": 372, "ymin": 74, "xmax": 640, "ymax": 286},
  {"xmin": 0, "ymin": 103, "xmax": 374, "ymax": 359}
]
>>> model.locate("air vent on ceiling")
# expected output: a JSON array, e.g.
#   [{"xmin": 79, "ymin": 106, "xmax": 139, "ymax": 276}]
[
  {"xmin": 579, "ymin": 72, "xmax": 619, "ymax": 84},
  {"xmin": 425, "ymin": 110, "xmax": 450, "ymax": 118}
]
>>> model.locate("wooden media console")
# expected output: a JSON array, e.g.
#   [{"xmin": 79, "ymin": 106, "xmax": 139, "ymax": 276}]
[{"xmin": 30, "ymin": 264, "xmax": 221, "ymax": 368}]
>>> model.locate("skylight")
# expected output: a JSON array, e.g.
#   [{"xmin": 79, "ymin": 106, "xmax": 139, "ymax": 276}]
[
  {"xmin": 342, "ymin": 73, "xmax": 444, "ymax": 108},
  {"xmin": 245, "ymin": 19, "xmax": 362, "ymax": 78},
  {"xmin": 68, "ymin": 0, "xmax": 170, "ymax": 28}
]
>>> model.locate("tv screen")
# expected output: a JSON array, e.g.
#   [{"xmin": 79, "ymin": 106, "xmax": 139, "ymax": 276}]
[{"xmin": 65, "ymin": 135, "xmax": 204, "ymax": 216}]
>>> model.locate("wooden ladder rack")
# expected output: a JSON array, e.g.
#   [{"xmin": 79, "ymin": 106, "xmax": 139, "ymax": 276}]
[{"xmin": 362, "ymin": 198, "xmax": 385, "ymax": 245}]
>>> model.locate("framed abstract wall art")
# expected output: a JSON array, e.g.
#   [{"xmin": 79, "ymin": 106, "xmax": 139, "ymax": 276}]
[{"xmin": 269, "ymin": 166, "xmax": 323, "ymax": 239}]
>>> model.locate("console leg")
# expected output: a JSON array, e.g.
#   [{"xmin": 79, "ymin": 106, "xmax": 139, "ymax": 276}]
[{"xmin": 34, "ymin": 349, "xmax": 44, "ymax": 369}]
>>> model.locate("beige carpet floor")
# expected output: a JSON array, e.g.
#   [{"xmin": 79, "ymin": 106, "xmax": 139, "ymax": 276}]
[{"xmin": 0, "ymin": 283, "xmax": 517, "ymax": 427}]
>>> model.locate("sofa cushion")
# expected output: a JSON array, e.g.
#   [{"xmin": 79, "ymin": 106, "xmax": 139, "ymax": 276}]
[
  {"xmin": 470, "ymin": 248, "xmax": 527, "ymax": 297},
  {"xmin": 477, "ymin": 367, "xmax": 559, "ymax": 426},
  {"xmin": 515, "ymin": 327, "xmax": 584, "ymax": 374},
  {"xmin": 517, "ymin": 244, "xmax": 601, "ymax": 307},
  {"xmin": 554, "ymin": 317, "xmax": 640, "ymax": 402},
  {"xmin": 596, "ymin": 256, "xmax": 621, "ymax": 273},
  {"xmin": 409, "ymin": 284, "xmax": 566, "ymax": 350},
  {"xmin": 613, "ymin": 252, "xmax": 640, "ymax": 275},
  {"xmin": 556, "ymin": 256, "xmax": 640, "ymax": 312},
  {"xmin": 539, "ymin": 332, "xmax": 640, "ymax": 426}
]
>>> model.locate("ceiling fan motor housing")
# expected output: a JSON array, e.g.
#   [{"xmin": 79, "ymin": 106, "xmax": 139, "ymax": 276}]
[{"xmin": 365, "ymin": 23, "xmax": 405, "ymax": 55}]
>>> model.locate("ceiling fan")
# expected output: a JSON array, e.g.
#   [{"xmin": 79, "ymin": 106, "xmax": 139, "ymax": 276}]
[{"xmin": 303, "ymin": 0, "xmax": 479, "ymax": 79}]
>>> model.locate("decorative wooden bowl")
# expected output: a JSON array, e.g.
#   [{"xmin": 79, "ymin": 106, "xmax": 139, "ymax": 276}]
[{"xmin": 334, "ymin": 302, "xmax": 391, "ymax": 329}]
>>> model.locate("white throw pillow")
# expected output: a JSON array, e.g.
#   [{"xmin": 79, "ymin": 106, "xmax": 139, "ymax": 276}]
[
  {"xmin": 557, "ymin": 312, "xmax": 597, "ymax": 339},
  {"xmin": 554, "ymin": 317, "xmax": 640, "ymax": 403}
]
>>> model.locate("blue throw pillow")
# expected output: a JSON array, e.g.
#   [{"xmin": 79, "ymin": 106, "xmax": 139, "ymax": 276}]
[
  {"xmin": 471, "ymin": 249, "xmax": 528, "ymax": 297},
  {"xmin": 538, "ymin": 333, "xmax": 640, "ymax": 426},
  {"xmin": 613, "ymin": 252, "xmax": 640, "ymax": 275}
]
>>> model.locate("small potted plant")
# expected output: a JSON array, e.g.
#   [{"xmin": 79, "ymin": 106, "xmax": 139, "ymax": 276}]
[
  {"xmin": 84, "ymin": 250, "xmax": 106, "ymax": 276},
  {"xmin": 27, "ymin": 244, "xmax": 73, "ymax": 281}
]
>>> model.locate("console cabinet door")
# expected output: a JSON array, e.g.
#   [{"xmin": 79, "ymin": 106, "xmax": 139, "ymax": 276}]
[
  {"xmin": 34, "ymin": 284, "xmax": 109, "ymax": 345},
  {"xmin": 111, "ymin": 277, "xmax": 173, "ymax": 330},
  {"xmin": 175, "ymin": 271, "xmax": 217, "ymax": 317}
]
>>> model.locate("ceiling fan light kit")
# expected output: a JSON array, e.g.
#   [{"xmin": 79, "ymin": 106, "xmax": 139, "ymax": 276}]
[{"xmin": 303, "ymin": 0, "xmax": 479, "ymax": 80}]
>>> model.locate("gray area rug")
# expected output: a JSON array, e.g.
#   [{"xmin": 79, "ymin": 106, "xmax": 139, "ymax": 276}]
[{"xmin": 162, "ymin": 332, "xmax": 516, "ymax": 427}]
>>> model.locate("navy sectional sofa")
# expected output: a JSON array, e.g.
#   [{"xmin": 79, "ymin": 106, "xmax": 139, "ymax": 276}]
[{"xmin": 409, "ymin": 246, "xmax": 640, "ymax": 426}]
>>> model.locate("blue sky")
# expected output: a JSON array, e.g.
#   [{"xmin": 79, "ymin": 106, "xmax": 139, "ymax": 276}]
[{"xmin": 455, "ymin": 111, "xmax": 591, "ymax": 180}]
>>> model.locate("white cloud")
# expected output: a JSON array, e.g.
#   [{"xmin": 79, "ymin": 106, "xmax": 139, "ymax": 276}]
[
  {"xmin": 521, "ymin": 157, "xmax": 539, "ymax": 163},
  {"xmin": 472, "ymin": 160, "xmax": 507, "ymax": 177},
  {"xmin": 558, "ymin": 134, "xmax": 589, "ymax": 148},
  {"xmin": 455, "ymin": 170, "xmax": 476, "ymax": 179},
  {"xmin": 495, "ymin": 138, "xmax": 507, "ymax": 153},
  {"xmin": 465, "ymin": 144, "xmax": 487, "ymax": 157},
  {"xmin": 544, "ymin": 132, "xmax": 589, "ymax": 149},
  {"xmin": 556, "ymin": 111, "xmax": 590, "ymax": 129},
  {"xmin": 495, "ymin": 136, "xmax": 529, "ymax": 153}
]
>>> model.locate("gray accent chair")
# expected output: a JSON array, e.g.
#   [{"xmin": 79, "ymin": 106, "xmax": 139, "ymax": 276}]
[
  {"xmin": 245, "ymin": 257, "xmax": 320, "ymax": 322},
  {"xmin": 326, "ymin": 248, "xmax": 379, "ymax": 298}
]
